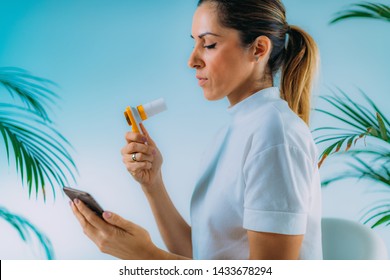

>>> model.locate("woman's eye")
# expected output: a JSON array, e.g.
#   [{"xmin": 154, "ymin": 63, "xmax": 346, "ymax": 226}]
[{"xmin": 204, "ymin": 43, "xmax": 217, "ymax": 49}]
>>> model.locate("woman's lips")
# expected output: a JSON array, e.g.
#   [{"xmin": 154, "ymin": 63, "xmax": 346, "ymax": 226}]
[{"xmin": 196, "ymin": 75, "xmax": 208, "ymax": 87}]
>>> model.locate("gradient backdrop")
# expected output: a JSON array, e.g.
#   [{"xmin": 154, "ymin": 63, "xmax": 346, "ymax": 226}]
[{"xmin": 0, "ymin": 0, "xmax": 389, "ymax": 259}]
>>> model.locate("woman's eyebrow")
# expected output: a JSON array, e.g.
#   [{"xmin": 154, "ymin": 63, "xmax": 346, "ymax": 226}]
[{"xmin": 190, "ymin": 32, "xmax": 221, "ymax": 39}]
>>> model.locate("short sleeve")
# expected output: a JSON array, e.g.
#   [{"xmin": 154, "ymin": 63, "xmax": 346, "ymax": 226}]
[{"xmin": 242, "ymin": 144, "xmax": 314, "ymax": 235}]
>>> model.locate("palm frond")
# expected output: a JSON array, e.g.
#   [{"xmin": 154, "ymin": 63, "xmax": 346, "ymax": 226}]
[
  {"xmin": 0, "ymin": 67, "xmax": 58, "ymax": 121},
  {"xmin": 347, "ymin": 148, "xmax": 390, "ymax": 164},
  {"xmin": 361, "ymin": 203, "xmax": 390, "ymax": 228},
  {"xmin": 359, "ymin": 88, "xmax": 390, "ymax": 127},
  {"xmin": 314, "ymin": 88, "xmax": 389, "ymax": 167},
  {"xmin": 0, "ymin": 206, "xmax": 54, "ymax": 259},
  {"xmin": 316, "ymin": 134, "xmax": 366, "ymax": 168},
  {"xmin": 330, "ymin": 2, "xmax": 390, "ymax": 24},
  {"xmin": 0, "ymin": 67, "xmax": 78, "ymax": 258},
  {"xmin": 321, "ymin": 151, "xmax": 390, "ymax": 188},
  {"xmin": 0, "ymin": 104, "xmax": 78, "ymax": 200}
]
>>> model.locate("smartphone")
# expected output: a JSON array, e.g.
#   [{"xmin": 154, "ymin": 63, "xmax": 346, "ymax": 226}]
[{"xmin": 63, "ymin": 187, "xmax": 104, "ymax": 217}]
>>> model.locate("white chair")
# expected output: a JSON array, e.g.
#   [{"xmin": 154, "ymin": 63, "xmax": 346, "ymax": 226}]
[{"xmin": 322, "ymin": 217, "xmax": 388, "ymax": 260}]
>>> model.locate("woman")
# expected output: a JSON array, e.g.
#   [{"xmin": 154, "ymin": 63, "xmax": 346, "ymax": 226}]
[{"xmin": 71, "ymin": 0, "xmax": 322, "ymax": 260}]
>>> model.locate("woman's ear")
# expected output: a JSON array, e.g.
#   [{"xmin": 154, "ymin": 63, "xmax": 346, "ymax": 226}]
[{"xmin": 252, "ymin": 35, "xmax": 272, "ymax": 62}]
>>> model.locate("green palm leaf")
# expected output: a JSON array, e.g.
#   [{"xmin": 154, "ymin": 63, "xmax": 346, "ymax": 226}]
[
  {"xmin": 315, "ymin": 88, "xmax": 390, "ymax": 228},
  {"xmin": 321, "ymin": 151, "xmax": 390, "ymax": 188},
  {"xmin": 371, "ymin": 214, "xmax": 390, "ymax": 227},
  {"xmin": 1, "ymin": 67, "xmax": 78, "ymax": 259},
  {"xmin": 325, "ymin": 2, "xmax": 390, "ymax": 229},
  {"xmin": 347, "ymin": 148, "xmax": 390, "ymax": 164},
  {"xmin": 321, "ymin": 148, "xmax": 390, "ymax": 228},
  {"xmin": 330, "ymin": 2, "xmax": 390, "ymax": 24},
  {"xmin": 0, "ymin": 67, "xmax": 57, "ymax": 121},
  {"xmin": 0, "ymin": 104, "xmax": 78, "ymax": 200},
  {"xmin": 0, "ymin": 206, "xmax": 54, "ymax": 259},
  {"xmin": 361, "ymin": 202, "xmax": 390, "ymax": 228},
  {"xmin": 313, "ymin": 88, "xmax": 389, "ymax": 167}
]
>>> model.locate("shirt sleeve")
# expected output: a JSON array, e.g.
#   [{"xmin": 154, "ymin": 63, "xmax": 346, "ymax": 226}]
[{"xmin": 242, "ymin": 144, "xmax": 315, "ymax": 235}]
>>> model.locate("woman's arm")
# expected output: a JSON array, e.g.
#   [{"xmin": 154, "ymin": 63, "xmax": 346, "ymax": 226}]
[
  {"xmin": 247, "ymin": 230, "xmax": 303, "ymax": 259},
  {"xmin": 122, "ymin": 124, "xmax": 192, "ymax": 257},
  {"xmin": 142, "ymin": 180, "xmax": 192, "ymax": 258}
]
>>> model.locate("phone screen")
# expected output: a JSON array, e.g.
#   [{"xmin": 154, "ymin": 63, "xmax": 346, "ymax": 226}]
[{"xmin": 63, "ymin": 187, "xmax": 104, "ymax": 217}]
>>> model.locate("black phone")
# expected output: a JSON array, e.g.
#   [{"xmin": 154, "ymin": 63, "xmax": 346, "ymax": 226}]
[{"xmin": 63, "ymin": 187, "xmax": 104, "ymax": 217}]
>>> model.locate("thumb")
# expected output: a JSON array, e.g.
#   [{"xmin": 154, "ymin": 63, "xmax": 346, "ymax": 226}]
[
  {"xmin": 140, "ymin": 123, "xmax": 157, "ymax": 147},
  {"xmin": 103, "ymin": 211, "xmax": 137, "ymax": 233}
]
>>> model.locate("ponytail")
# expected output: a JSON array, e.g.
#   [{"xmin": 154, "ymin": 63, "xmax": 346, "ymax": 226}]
[{"xmin": 281, "ymin": 25, "xmax": 319, "ymax": 125}]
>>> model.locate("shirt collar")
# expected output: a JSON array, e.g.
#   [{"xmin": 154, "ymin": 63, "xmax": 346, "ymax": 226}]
[{"xmin": 227, "ymin": 87, "xmax": 280, "ymax": 121}]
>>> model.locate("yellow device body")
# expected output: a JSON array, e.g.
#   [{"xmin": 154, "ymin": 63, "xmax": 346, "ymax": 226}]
[
  {"xmin": 124, "ymin": 98, "xmax": 167, "ymax": 134},
  {"xmin": 124, "ymin": 105, "xmax": 147, "ymax": 133}
]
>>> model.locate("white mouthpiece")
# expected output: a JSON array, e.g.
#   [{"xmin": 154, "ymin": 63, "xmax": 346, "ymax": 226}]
[{"xmin": 143, "ymin": 98, "xmax": 167, "ymax": 118}]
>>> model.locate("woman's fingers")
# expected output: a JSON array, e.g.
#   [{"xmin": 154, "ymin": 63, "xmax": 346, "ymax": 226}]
[
  {"xmin": 103, "ymin": 211, "xmax": 139, "ymax": 233},
  {"xmin": 121, "ymin": 132, "xmax": 156, "ymax": 172},
  {"xmin": 72, "ymin": 199, "xmax": 107, "ymax": 230},
  {"xmin": 121, "ymin": 142, "xmax": 153, "ymax": 156},
  {"xmin": 70, "ymin": 200, "xmax": 99, "ymax": 240},
  {"xmin": 125, "ymin": 131, "xmax": 147, "ymax": 144},
  {"xmin": 123, "ymin": 151, "xmax": 153, "ymax": 163},
  {"xmin": 123, "ymin": 156, "xmax": 152, "ymax": 172},
  {"xmin": 140, "ymin": 123, "xmax": 157, "ymax": 147},
  {"xmin": 70, "ymin": 200, "xmax": 89, "ymax": 228},
  {"xmin": 124, "ymin": 124, "xmax": 155, "ymax": 147},
  {"xmin": 121, "ymin": 125, "xmax": 162, "ymax": 185}
]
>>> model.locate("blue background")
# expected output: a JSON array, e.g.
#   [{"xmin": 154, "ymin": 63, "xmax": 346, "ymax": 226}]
[{"xmin": 0, "ymin": 0, "xmax": 389, "ymax": 259}]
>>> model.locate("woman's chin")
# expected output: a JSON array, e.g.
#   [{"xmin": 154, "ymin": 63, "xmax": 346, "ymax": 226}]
[{"xmin": 203, "ymin": 91, "xmax": 224, "ymax": 101}]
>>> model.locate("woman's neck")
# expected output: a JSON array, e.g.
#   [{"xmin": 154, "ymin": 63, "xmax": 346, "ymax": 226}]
[{"xmin": 227, "ymin": 79, "xmax": 273, "ymax": 106}]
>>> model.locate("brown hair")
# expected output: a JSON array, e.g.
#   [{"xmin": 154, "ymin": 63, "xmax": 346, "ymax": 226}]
[{"xmin": 197, "ymin": 0, "xmax": 319, "ymax": 125}]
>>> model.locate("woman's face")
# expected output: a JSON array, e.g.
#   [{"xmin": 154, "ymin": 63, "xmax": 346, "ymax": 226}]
[{"xmin": 188, "ymin": 2, "xmax": 261, "ymax": 105}]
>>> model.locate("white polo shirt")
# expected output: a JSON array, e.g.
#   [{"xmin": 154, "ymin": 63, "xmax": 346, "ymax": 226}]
[{"xmin": 190, "ymin": 87, "xmax": 322, "ymax": 259}]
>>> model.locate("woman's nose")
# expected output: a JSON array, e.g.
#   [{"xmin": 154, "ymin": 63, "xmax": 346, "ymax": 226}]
[{"xmin": 188, "ymin": 48, "xmax": 204, "ymax": 69}]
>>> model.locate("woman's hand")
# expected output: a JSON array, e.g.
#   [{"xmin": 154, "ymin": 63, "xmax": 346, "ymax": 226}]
[
  {"xmin": 70, "ymin": 199, "xmax": 159, "ymax": 259},
  {"xmin": 121, "ymin": 123, "xmax": 163, "ymax": 189}
]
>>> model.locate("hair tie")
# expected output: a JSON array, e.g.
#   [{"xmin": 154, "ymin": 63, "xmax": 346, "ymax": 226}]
[
  {"xmin": 285, "ymin": 25, "xmax": 291, "ymax": 49},
  {"xmin": 286, "ymin": 25, "xmax": 291, "ymax": 34}
]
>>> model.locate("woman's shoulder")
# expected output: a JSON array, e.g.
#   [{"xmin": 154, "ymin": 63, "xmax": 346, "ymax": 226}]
[
  {"xmin": 248, "ymin": 99, "xmax": 308, "ymax": 135},
  {"xmin": 249, "ymin": 100, "xmax": 318, "ymax": 161}
]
